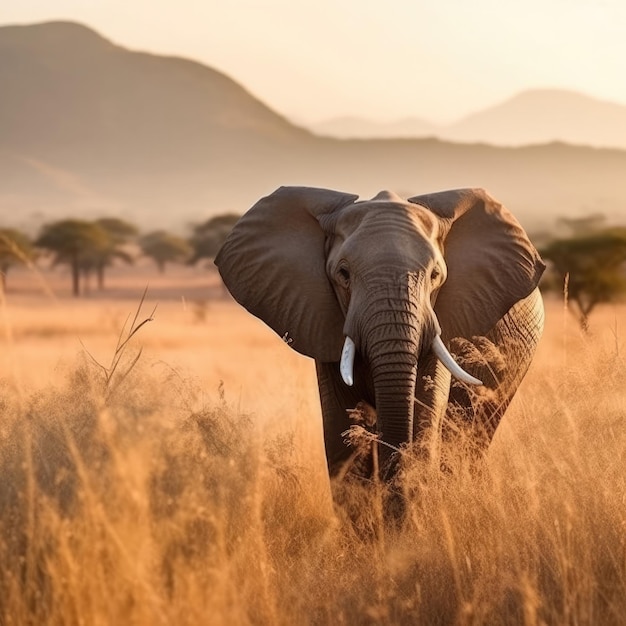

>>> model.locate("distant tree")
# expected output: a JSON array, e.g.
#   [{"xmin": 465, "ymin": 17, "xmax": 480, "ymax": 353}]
[
  {"xmin": 556, "ymin": 213, "xmax": 607, "ymax": 237},
  {"xmin": 0, "ymin": 228, "xmax": 35, "ymax": 294},
  {"xmin": 87, "ymin": 218, "xmax": 138, "ymax": 289},
  {"xmin": 36, "ymin": 220, "xmax": 109, "ymax": 296},
  {"xmin": 189, "ymin": 213, "xmax": 240, "ymax": 265},
  {"xmin": 139, "ymin": 230, "xmax": 191, "ymax": 273},
  {"xmin": 541, "ymin": 228, "xmax": 626, "ymax": 331}
]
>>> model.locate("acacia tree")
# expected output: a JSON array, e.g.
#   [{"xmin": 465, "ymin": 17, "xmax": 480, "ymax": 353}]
[
  {"xmin": 188, "ymin": 213, "xmax": 240, "ymax": 265},
  {"xmin": 36, "ymin": 220, "xmax": 110, "ymax": 296},
  {"xmin": 541, "ymin": 229, "xmax": 626, "ymax": 331},
  {"xmin": 139, "ymin": 230, "xmax": 191, "ymax": 273},
  {"xmin": 0, "ymin": 228, "xmax": 35, "ymax": 294},
  {"xmin": 87, "ymin": 218, "xmax": 138, "ymax": 290}
]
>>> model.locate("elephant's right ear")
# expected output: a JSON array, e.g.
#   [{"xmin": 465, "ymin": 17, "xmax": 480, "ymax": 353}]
[
  {"xmin": 408, "ymin": 188, "xmax": 544, "ymax": 340},
  {"xmin": 215, "ymin": 186, "xmax": 358, "ymax": 361}
]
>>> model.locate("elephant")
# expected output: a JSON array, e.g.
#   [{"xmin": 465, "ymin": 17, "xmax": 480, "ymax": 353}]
[{"xmin": 215, "ymin": 186, "xmax": 545, "ymax": 481}]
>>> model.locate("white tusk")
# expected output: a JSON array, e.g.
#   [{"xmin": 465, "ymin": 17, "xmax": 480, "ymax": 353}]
[
  {"xmin": 340, "ymin": 336, "xmax": 355, "ymax": 386},
  {"xmin": 432, "ymin": 334, "xmax": 483, "ymax": 386}
]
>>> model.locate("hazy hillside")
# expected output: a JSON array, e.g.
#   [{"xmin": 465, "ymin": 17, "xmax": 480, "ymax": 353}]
[
  {"xmin": 0, "ymin": 21, "xmax": 311, "ymax": 229},
  {"xmin": 310, "ymin": 115, "xmax": 438, "ymax": 139},
  {"xmin": 0, "ymin": 21, "xmax": 305, "ymax": 155},
  {"xmin": 2, "ymin": 21, "xmax": 626, "ymax": 233},
  {"xmin": 446, "ymin": 89, "xmax": 626, "ymax": 148},
  {"xmin": 310, "ymin": 90, "xmax": 626, "ymax": 150}
]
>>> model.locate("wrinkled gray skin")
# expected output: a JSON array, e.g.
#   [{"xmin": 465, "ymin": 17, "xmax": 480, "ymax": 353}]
[{"xmin": 215, "ymin": 187, "xmax": 545, "ymax": 480}]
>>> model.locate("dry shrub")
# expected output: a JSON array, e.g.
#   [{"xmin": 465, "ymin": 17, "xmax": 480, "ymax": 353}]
[{"xmin": 0, "ymin": 321, "xmax": 625, "ymax": 625}]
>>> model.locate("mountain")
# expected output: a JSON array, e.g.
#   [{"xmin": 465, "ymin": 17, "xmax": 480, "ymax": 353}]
[
  {"xmin": 310, "ymin": 89, "xmax": 626, "ymax": 150},
  {"xmin": 0, "ymin": 21, "xmax": 305, "ymax": 153},
  {"xmin": 310, "ymin": 116, "xmax": 438, "ymax": 139},
  {"xmin": 2, "ymin": 21, "xmax": 626, "ymax": 234},
  {"xmin": 445, "ymin": 89, "xmax": 626, "ymax": 148},
  {"xmin": 0, "ymin": 21, "xmax": 310, "ymax": 228}
]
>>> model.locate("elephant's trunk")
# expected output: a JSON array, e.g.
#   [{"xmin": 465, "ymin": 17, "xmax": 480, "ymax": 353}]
[
  {"xmin": 370, "ymin": 350, "xmax": 419, "ymax": 450},
  {"xmin": 348, "ymin": 274, "xmax": 431, "ymax": 455}
]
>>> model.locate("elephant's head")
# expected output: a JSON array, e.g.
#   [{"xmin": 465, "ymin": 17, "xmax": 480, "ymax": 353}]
[{"xmin": 215, "ymin": 187, "xmax": 544, "ymax": 455}]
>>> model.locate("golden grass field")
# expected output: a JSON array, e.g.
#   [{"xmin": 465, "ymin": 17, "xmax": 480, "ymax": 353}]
[{"xmin": 1, "ymin": 263, "xmax": 625, "ymax": 625}]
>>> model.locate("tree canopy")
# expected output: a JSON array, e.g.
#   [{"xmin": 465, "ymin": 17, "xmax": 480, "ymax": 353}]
[
  {"xmin": 33, "ymin": 218, "xmax": 140, "ymax": 295},
  {"xmin": 86, "ymin": 218, "xmax": 139, "ymax": 289},
  {"xmin": 36, "ymin": 220, "xmax": 110, "ymax": 296},
  {"xmin": 189, "ymin": 213, "xmax": 240, "ymax": 265},
  {"xmin": 139, "ymin": 231, "xmax": 191, "ymax": 273},
  {"xmin": 541, "ymin": 228, "xmax": 626, "ymax": 330}
]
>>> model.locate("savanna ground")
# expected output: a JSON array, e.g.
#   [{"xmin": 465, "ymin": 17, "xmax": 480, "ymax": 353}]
[{"xmin": 0, "ymin": 262, "xmax": 625, "ymax": 625}]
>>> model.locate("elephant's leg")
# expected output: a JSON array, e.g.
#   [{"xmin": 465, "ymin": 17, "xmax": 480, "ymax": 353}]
[
  {"xmin": 315, "ymin": 358, "xmax": 374, "ymax": 478},
  {"xmin": 446, "ymin": 288, "xmax": 545, "ymax": 448}
]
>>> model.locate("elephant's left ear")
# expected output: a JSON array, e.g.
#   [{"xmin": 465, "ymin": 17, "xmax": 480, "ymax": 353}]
[
  {"xmin": 408, "ymin": 188, "xmax": 545, "ymax": 339},
  {"xmin": 215, "ymin": 186, "xmax": 358, "ymax": 361}
]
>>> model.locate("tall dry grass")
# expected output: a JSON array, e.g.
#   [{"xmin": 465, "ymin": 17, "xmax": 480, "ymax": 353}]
[{"xmin": 0, "ymin": 281, "xmax": 625, "ymax": 625}]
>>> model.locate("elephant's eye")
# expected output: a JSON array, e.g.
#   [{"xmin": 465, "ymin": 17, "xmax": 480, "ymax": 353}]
[
  {"xmin": 430, "ymin": 266, "xmax": 442, "ymax": 283},
  {"xmin": 337, "ymin": 266, "xmax": 351, "ymax": 285}
]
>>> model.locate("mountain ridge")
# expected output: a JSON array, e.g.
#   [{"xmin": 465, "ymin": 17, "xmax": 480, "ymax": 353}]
[
  {"xmin": 1, "ymin": 20, "xmax": 626, "ymax": 233},
  {"xmin": 309, "ymin": 89, "xmax": 626, "ymax": 149}
]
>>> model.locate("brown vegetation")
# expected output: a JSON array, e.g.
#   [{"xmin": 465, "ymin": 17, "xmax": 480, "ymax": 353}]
[{"xmin": 0, "ymin": 267, "xmax": 625, "ymax": 625}]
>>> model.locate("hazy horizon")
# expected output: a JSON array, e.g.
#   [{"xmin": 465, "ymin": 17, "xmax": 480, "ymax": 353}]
[{"xmin": 2, "ymin": 0, "xmax": 626, "ymax": 124}]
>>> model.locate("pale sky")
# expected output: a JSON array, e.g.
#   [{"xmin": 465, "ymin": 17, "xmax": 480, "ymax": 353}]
[{"xmin": 2, "ymin": 0, "xmax": 626, "ymax": 124}]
